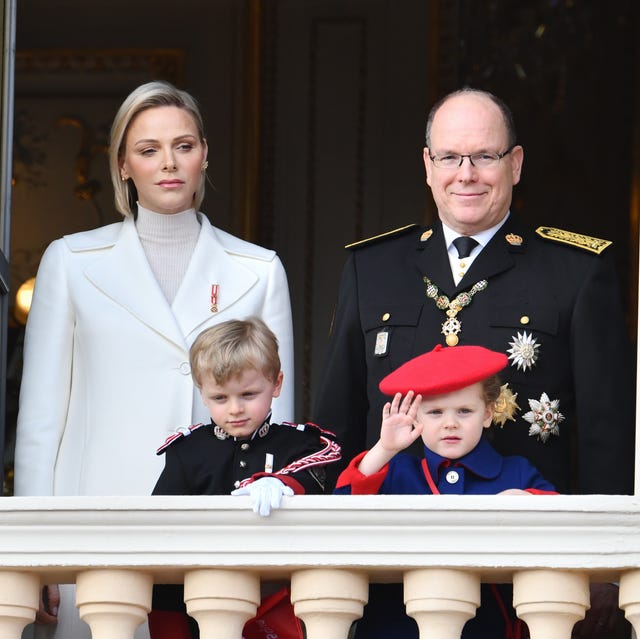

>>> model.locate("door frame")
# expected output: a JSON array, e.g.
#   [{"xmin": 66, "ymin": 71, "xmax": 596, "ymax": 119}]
[{"xmin": 0, "ymin": 0, "xmax": 16, "ymax": 491}]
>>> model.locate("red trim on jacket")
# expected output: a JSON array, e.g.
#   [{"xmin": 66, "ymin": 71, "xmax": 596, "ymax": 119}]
[{"xmin": 250, "ymin": 472, "xmax": 305, "ymax": 494}]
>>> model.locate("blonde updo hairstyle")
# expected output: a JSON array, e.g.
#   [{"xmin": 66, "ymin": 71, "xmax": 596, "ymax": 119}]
[{"xmin": 109, "ymin": 80, "xmax": 207, "ymax": 217}]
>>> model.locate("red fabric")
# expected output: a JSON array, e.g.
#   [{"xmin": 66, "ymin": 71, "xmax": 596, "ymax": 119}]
[
  {"xmin": 379, "ymin": 344, "xmax": 507, "ymax": 396},
  {"xmin": 149, "ymin": 588, "xmax": 303, "ymax": 639},
  {"xmin": 525, "ymin": 488, "xmax": 558, "ymax": 495},
  {"xmin": 250, "ymin": 473, "xmax": 305, "ymax": 494},
  {"xmin": 148, "ymin": 610, "xmax": 192, "ymax": 639},
  {"xmin": 335, "ymin": 451, "xmax": 388, "ymax": 494},
  {"xmin": 243, "ymin": 587, "xmax": 303, "ymax": 639}
]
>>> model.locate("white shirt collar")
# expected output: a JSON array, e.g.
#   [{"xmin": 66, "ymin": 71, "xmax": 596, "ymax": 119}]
[
  {"xmin": 441, "ymin": 211, "xmax": 510, "ymax": 254},
  {"xmin": 442, "ymin": 213, "xmax": 511, "ymax": 285}
]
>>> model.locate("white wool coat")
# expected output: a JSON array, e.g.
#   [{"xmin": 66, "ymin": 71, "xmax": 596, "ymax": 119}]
[{"xmin": 14, "ymin": 213, "xmax": 294, "ymax": 497}]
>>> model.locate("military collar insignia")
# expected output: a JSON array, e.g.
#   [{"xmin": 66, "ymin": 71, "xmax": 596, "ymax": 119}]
[
  {"xmin": 536, "ymin": 226, "xmax": 612, "ymax": 254},
  {"xmin": 505, "ymin": 233, "xmax": 523, "ymax": 246},
  {"xmin": 523, "ymin": 392, "xmax": 564, "ymax": 442},
  {"xmin": 213, "ymin": 424, "xmax": 230, "ymax": 440},
  {"xmin": 212, "ymin": 418, "xmax": 271, "ymax": 442},
  {"xmin": 420, "ymin": 229, "xmax": 433, "ymax": 242}
]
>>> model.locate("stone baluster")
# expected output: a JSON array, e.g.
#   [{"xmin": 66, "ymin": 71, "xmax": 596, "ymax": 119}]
[
  {"xmin": 404, "ymin": 568, "xmax": 481, "ymax": 639},
  {"xmin": 183, "ymin": 569, "xmax": 260, "ymax": 639},
  {"xmin": 76, "ymin": 569, "xmax": 152, "ymax": 639},
  {"xmin": 0, "ymin": 571, "xmax": 40, "ymax": 639},
  {"xmin": 290, "ymin": 568, "xmax": 369, "ymax": 639},
  {"xmin": 513, "ymin": 569, "xmax": 589, "ymax": 639},
  {"xmin": 619, "ymin": 570, "xmax": 640, "ymax": 633}
]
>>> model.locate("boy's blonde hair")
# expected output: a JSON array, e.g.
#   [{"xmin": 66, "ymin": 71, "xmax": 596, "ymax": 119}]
[{"xmin": 190, "ymin": 317, "xmax": 281, "ymax": 388}]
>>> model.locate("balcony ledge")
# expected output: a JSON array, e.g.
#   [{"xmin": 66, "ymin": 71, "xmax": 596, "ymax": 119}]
[{"xmin": 1, "ymin": 494, "xmax": 639, "ymax": 584}]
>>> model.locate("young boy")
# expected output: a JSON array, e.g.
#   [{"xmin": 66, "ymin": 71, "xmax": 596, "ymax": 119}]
[
  {"xmin": 150, "ymin": 317, "xmax": 341, "ymax": 639},
  {"xmin": 335, "ymin": 343, "xmax": 556, "ymax": 639},
  {"xmin": 153, "ymin": 316, "xmax": 341, "ymax": 509}
]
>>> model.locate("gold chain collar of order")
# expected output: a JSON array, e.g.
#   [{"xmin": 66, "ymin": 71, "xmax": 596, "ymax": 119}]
[{"xmin": 423, "ymin": 276, "xmax": 488, "ymax": 346}]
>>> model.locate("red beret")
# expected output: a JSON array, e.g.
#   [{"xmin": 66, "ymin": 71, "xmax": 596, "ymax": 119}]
[{"xmin": 379, "ymin": 344, "xmax": 507, "ymax": 397}]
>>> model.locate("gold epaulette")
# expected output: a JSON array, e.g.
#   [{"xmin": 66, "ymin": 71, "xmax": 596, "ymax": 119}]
[
  {"xmin": 345, "ymin": 223, "xmax": 419, "ymax": 250},
  {"xmin": 535, "ymin": 226, "xmax": 612, "ymax": 255}
]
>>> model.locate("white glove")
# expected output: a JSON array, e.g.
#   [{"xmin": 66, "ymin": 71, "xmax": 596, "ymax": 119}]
[{"xmin": 231, "ymin": 476, "xmax": 294, "ymax": 517}]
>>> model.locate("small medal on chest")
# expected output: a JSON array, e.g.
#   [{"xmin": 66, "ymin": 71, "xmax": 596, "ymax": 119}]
[{"xmin": 210, "ymin": 284, "xmax": 219, "ymax": 313}]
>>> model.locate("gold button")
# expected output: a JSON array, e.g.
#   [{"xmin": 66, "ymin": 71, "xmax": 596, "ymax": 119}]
[
  {"xmin": 382, "ymin": 313, "xmax": 390, "ymax": 322},
  {"xmin": 520, "ymin": 315, "xmax": 530, "ymax": 325}
]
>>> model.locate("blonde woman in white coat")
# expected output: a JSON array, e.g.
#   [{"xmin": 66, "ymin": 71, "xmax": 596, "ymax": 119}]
[{"xmin": 14, "ymin": 81, "xmax": 294, "ymax": 639}]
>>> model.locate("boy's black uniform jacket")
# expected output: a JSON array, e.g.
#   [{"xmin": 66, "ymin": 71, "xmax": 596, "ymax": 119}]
[
  {"xmin": 153, "ymin": 419, "xmax": 341, "ymax": 496},
  {"xmin": 314, "ymin": 219, "xmax": 635, "ymax": 495}
]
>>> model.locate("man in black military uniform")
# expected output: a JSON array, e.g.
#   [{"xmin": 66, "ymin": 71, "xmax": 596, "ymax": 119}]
[{"xmin": 313, "ymin": 88, "xmax": 634, "ymax": 639}]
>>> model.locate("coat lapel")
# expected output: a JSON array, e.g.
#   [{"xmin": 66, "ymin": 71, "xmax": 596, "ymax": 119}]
[
  {"xmin": 412, "ymin": 218, "xmax": 526, "ymax": 295},
  {"xmin": 83, "ymin": 217, "xmax": 186, "ymax": 348},
  {"xmin": 413, "ymin": 222, "xmax": 456, "ymax": 295},
  {"xmin": 457, "ymin": 219, "xmax": 524, "ymax": 291},
  {"xmin": 171, "ymin": 216, "xmax": 258, "ymax": 338}
]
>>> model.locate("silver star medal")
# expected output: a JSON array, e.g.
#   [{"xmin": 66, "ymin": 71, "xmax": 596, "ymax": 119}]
[
  {"xmin": 523, "ymin": 392, "xmax": 564, "ymax": 442},
  {"xmin": 507, "ymin": 331, "xmax": 540, "ymax": 371}
]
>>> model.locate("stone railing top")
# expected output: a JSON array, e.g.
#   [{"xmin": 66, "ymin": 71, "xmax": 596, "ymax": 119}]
[{"xmin": 1, "ymin": 495, "xmax": 639, "ymax": 583}]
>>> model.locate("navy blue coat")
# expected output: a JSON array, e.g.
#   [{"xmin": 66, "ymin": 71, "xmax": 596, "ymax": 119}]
[
  {"xmin": 335, "ymin": 436, "xmax": 556, "ymax": 495},
  {"xmin": 335, "ymin": 437, "xmax": 556, "ymax": 639}
]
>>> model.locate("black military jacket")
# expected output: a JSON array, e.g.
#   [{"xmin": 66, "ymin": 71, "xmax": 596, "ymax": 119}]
[
  {"xmin": 314, "ymin": 218, "xmax": 635, "ymax": 494},
  {"xmin": 153, "ymin": 420, "xmax": 341, "ymax": 495}
]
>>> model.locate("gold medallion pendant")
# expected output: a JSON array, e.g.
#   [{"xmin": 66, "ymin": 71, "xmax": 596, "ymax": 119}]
[
  {"xmin": 442, "ymin": 314, "xmax": 462, "ymax": 346},
  {"xmin": 423, "ymin": 277, "xmax": 488, "ymax": 346}
]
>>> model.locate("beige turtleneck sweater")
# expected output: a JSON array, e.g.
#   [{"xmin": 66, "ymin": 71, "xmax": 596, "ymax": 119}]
[{"xmin": 135, "ymin": 204, "xmax": 201, "ymax": 304}]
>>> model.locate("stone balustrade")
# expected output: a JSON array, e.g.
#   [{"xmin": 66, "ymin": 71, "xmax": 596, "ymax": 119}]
[{"xmin": 1, "ymin": 494, "xmax": 640, "ymax": 639}]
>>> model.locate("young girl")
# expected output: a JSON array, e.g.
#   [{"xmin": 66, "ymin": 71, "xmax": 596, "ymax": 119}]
[{"xmin": 336, "ymin": 344, "xmax": 556, "ymax": 639}]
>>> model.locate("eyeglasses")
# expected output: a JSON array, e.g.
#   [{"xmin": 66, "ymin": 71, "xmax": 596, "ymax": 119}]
[{"xmin": 429, "ymin": 146, "xmax": 514, "ymax": 169}]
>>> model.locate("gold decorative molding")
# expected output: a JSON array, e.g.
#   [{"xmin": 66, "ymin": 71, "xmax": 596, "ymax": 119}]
[{"xmin": 15, "ymin": 48, "xmax": 186, "ymax": 95}]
